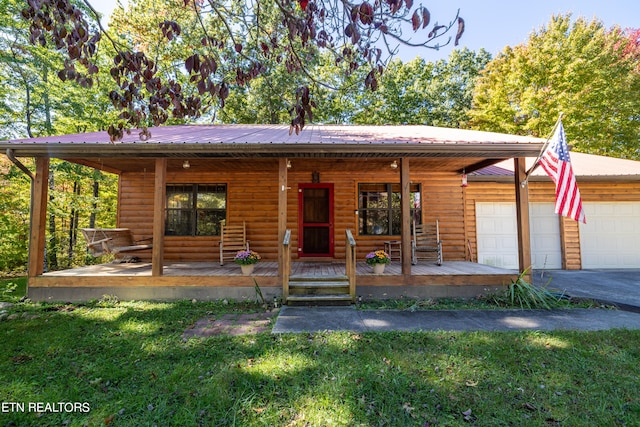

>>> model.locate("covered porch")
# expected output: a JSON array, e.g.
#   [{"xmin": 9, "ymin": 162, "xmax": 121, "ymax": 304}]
[
  {"xmin": 30, "ymin": 260, "xmax": 517, "ymax": 302},
  {"xmin": 2, "ymin": 124, "xmax": 544, "ymax": 303}
]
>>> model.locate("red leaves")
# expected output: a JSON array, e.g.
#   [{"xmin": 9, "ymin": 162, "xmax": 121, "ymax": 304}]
[
  {"xmin": 455, "ymin": 17, "xmax": 465, "ymax": 46},
  {"xmin": 410, "ymin": 7, "xmax": 431, "ymax": 31},
  {"xmin": 159, "ymin": 20, "xmax": 181, "ymax": 41},
  {"xmin": 411, "ymin": 10, "xmax": 421, "ymax": 31},
  {"xmin": 185, "ymin": 54, "xmax": 200, "ymax": 74},
  {"xmin": 21, "ymin": 0, "xmax": 464, "ymax": 141},
  {"xmin": 422, "ymin": 8, "xmax": 431, "ymax": 29},
  {"xmin": 385, "ymin": 0, "xmax": 403, "ymax": 15},
  {"xmin": 365, "ymin": 68, "xmax": 379, "ymax": 91},
  {"xmin": 358, "ymin": 2, "xmax": 374, "ymax": 25},
  {"xmin": 22, "ymin": 0, "xmax": 101, "ymax": 92},
  {"xmin": 289, "ymin": 85, "xmax": 314, "ymax": 135}
]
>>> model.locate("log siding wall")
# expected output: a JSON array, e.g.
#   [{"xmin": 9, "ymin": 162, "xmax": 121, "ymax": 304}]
[
  {"xmin": 118, "ymin": 158, "xmax": 469, "ymax": 263},
  {"xmin": 111, "ymin": 159, "xmax": 640, "ymax": 269}
]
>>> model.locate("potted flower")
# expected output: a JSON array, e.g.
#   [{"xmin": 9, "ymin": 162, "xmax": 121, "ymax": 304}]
[
  {"xmin": 365, "ymin": 250, "xmax": 391, "ymax": 274},
  {"xmin": 234, "ymin": 250, "xmax": 261, "ymax": 275}
]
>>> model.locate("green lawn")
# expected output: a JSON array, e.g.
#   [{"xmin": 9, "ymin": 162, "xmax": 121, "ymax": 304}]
[
  {"xmin": 0, "ymin": 276, "xmax": 27, "ymax": 302},
  {"xmin": 1, "ymin": 299, "xmax": 639, "ymax": 426}
]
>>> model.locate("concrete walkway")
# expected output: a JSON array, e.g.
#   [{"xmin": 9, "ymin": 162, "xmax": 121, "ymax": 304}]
[
  {"xmin": 273, "ymin": 269, "xmax": 640, "ymax": 333},
  {"xmin": 272, "ymin": 306, "xmax": 640, "ymax": 333}
]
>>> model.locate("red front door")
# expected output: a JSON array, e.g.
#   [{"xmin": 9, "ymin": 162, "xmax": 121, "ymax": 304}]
[{"xmin": 298, "ymin": 183, "xmax": 334, "ymax": 257}]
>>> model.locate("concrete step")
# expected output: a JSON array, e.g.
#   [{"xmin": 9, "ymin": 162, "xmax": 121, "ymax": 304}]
[
  {"xmin": 286, "ymin": 294, "xmax": 353, "ymax": 306},
  {"xmin": 289, "ymin": 275, "xmax": 349, "ymax": 282},
  {"xmin": 289, "ymin": 281, "xmax": 348, "ymax": 293},
  {"xmin": 287, "ymin": 275, "xmax": 352, "ymax": 305}
]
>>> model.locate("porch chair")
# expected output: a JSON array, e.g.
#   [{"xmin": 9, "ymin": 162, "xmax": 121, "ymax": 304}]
[
  {"xmin": 80, "ymin": 228, "xmax": 153, "ymax": 258},
  {"xmin": 219, "ymin": 221, "xmax": 250, "ymax": 265},
  {"xmin": 411, "ymin": 220, "xmax": 443, "ymax": 266}
]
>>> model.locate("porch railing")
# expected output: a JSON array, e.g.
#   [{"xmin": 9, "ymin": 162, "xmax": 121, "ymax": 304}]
[
  {"xmin": 282, "ymin": 229, "xmax": 291, "ymax": 302},
  {"xmin": 345, "ymin": 229, "xmax": 357, "ymax": 302}
]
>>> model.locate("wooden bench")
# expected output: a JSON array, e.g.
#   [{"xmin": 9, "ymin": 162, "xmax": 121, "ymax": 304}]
[{"xmin": 80, "ymin": 228, "xmax": 153, "ymax": 258}]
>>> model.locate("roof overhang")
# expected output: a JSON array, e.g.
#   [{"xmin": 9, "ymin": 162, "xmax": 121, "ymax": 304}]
[{"xmin": 1, "ymin": 124, "xmax": 546, "ymax": 174}]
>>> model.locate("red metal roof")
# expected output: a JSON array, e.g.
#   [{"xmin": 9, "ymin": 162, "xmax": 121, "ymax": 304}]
[
  {"xmin": 473, "ymin": 152, "xmax": 640, "ymax": 178},
  {"xmin": 0, "ymin": 124, "xmax": 547, "ymax": 161},
  {"xmin": 3, "ymin": 124, "xmax": 545, "ymax": 145}
]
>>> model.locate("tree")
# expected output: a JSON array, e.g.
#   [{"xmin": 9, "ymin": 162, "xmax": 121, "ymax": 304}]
[
  {"xmin": 44, "ymin": 160, "xmax": 118, "ymax": 270},
  {"xmin": 325, "ymin": 48, "xmax": 490, "ymax": 126},
  {"xmin": 21, "ymin": 0, "xmax": 464, "ymax": 140},
  {"xmin": 1, "ymin": 0, "xmax": 116, "ymax": 139},
  {"xmin": 0, "ymin": 157, "xmax": 31, "ymax": 273},
  {"xmin": 469, "ymin": 15, "xmax": 640, "ymax": 159}
]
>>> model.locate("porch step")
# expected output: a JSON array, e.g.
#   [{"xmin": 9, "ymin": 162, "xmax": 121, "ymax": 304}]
[
  {"xmin": 287, "ymin": 276, "xmax": 353, "ymax": 306},
  {"xmin": 289, "ymin": 274, "xmax": 349, "ymax": 281},
  {"xmin": 286, "ymin": 294, "xmax": 353, "ymax": 304},
  {"xmin": 289, "ymin": 281, "xmax": 349, "ymax": 295}
]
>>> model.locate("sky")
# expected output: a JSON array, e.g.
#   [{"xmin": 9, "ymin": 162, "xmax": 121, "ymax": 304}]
[{"xmin": 93, "ymin": 0, "xmax": 640, "ymax": 62}]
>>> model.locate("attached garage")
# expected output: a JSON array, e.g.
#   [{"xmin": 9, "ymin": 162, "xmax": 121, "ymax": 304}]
[
  {"xmin": 580, "ymin": 202, "xmax": 640, "ymax": 268},
  {"xmin": 476, "ymin": 202, "xmax": 562, "ymax": 270},
  {"xmin": 469, "ymin": 152, "xmax": 640, "ymax": 271}
]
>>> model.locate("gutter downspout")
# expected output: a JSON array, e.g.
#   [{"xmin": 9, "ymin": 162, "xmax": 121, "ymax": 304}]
[{"xmin": 6, "ymin": 149, "xmax": 37, "ymax": 278}]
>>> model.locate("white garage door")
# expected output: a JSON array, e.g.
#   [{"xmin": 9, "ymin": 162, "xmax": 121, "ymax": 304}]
[
  {"xmin": 580, "ymin": 202, "xmax": 640, "ymax": 268},
  {"xmin": 530, "ymin": 203, "xmax": 563, "ymax": 269},
  {"xmin": 476, "ymin": 202, "xmax": 562, "ymax": 269}
]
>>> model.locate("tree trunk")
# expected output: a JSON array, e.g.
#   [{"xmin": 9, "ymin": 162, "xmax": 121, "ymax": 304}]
[
  {"xmin": 67, "ymin": 181, "xmax": 80, "ymax": 264},
  {"xmin": 89, "ymin": 179, "xmax": 99, "ymax": 228},
  {"xmin": 42, "ymin": 66, "xmax": 53, "ymax": 135},
  {"xmin": 25, "ymin": 84, "xmax": 33, "ymax": 138},
  {"xmin": 47, "ymin": 170, "xmax": 58, "ymax": 270}
]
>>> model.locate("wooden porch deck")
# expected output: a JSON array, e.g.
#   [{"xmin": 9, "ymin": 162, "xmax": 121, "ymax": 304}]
[
  {"xmin": 43, "ymin": 260, "xmax": 516, "ymax": 278},
  {"xmin": 32, "ymin": 261, "xmax": 518, "ymax": 301}
]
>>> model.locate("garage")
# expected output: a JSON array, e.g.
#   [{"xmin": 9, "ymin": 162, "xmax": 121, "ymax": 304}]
[
  {"xmin": 476, "ymin": 202, "xmax": 562, "ymax": 270},
  {"xmin": 580, "ymin": 202, "xmax": 640, "ymax": 268}
]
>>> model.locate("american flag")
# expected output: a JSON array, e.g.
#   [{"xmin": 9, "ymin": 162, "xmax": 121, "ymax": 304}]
[{"xmin": 538, "ymin": 121, "xmax": 586, "ymax": 223}]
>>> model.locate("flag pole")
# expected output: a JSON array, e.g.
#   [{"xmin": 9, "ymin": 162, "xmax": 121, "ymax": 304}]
[{"xmin": 523, "ymin": 112, "xmax": 565, "ymax": 182}]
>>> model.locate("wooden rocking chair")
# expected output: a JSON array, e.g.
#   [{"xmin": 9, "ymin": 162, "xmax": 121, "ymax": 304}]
[
  {"xmin": 411, "ymin": 220, "xmax": 443, "ymax": 266},
  {"xmin": 219, "ymin": 221, "xmax": 250, "ymax": 265},
  {"xmin": 80, "ymin": 228, "xmax": 153, "ymax": 258}
]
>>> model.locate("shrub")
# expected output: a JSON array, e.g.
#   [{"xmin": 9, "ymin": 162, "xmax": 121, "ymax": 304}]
[{"xmin": 488, "ymin": 269, "xmax": 566, "ymax": 309}]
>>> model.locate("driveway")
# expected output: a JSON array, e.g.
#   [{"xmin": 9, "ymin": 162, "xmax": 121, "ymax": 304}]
[{"xmin": 533, "ymin": 269, "xmax": 640, "ymax": 311}]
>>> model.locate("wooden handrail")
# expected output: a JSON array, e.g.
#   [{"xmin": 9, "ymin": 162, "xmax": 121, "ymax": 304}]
[
  {"xmin": 282, "ymin": 229, "xmax": 291, "ymax": 302},
  {"xmin": 345, "ymin": 229, "xmax": 357, "ymax": 302}
]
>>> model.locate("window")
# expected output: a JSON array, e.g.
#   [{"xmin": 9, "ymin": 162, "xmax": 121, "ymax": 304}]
[
  {"xmin": 165, "ymin": 184, "xmax": 226, "ymax": 236},
  {"xmin": 358, "ymin": 183, "xmax": 421, "ymax": 235}
]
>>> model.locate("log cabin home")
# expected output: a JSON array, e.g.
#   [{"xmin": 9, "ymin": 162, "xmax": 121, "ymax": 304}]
[{"xmin": 2, "ymin": 124, "xmax": 563, "ymax": 303}]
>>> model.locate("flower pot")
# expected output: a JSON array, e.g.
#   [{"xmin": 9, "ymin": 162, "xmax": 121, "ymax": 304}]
[
  {"xmin": 240, "ymin": 264, "xmax": 255, "ymax": 276},
  {"xmin": 372, "ymin": 264, "xmax": 385, "ymax": 275}
]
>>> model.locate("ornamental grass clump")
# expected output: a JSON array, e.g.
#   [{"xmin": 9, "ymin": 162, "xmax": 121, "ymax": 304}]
[
  {"xmin": 489, "ymin": 269, "xmax": 566, "ymax": 309},
  {"xmin": 365, "ymin": 250, "xmax": 391, "ymax": 265},
  {"xmin": 233, "ymin": 250, "xmax": 261, "ymax": 265}
]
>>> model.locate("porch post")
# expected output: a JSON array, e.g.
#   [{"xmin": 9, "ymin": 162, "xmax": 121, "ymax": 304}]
[
  {"xmin": 278, "ymin": 158, "xmax": 288, "ymax": 288},
  {"xmin": 400, "ymin": 158, "xmax": 412, "ymax": 275},
  {"xmin": 514, "ymin": 157, "xmax": 532, "ymax": 276},
  {"xmin": 152, "ymin": 158, "xmax": 167, "ymax": 276},
  {"xmin": 28, "ymin": 157, "xmax": 49, "ymax": 278}
]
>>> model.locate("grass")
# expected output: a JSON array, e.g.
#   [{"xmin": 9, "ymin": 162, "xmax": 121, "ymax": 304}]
[
  {"xmin": 0, "ymin": 276, "xmax": 27, "ymax": 303},
  {"xmin": 1, "ymin": 299, "xmax": 640, "ymax": 426}
]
